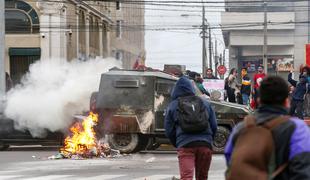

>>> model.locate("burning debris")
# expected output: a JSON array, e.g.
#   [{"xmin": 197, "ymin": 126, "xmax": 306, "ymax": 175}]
[{"xmin": 49, "ymin": 112, "xmax": 121, "ymax": 160}]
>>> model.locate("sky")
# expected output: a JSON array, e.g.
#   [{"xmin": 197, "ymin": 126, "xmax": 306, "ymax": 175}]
[{"xmin": 145, "ymin": 0, "xmax": 225, "ymax": 73}]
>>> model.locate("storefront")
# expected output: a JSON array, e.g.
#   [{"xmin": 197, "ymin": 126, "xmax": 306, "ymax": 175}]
[{"xmin": 240, "ymin": 55, "xmax": 293, "ymax": 79}]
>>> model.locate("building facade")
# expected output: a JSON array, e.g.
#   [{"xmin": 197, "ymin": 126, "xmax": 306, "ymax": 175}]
[
  {"xmin": 110, "ymin": 1, "xmax": 145, "ymax": 69},
  {"xmin": 221, "ymin": 0, "xmax": 310, "ymax": 77},
  {"xmin": 4, "ymin": 0, "xmax": 145, "ymax": 84}
]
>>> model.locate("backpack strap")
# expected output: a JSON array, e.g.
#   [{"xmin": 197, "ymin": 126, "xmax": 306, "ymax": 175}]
[
  {"xmin": 263, "ymin": 115, "xmax": 290, "ymax": 130},
  {"xmin": 263, "ymin": 115, "xmax": 290, "ymax": 179},
  {"xmin": 271, "ymin": 163, "xmax": 289, "ymax": 179},
  {"xmin": 244, "ymin": 115, "xmax": 256, "ymax": 128}
]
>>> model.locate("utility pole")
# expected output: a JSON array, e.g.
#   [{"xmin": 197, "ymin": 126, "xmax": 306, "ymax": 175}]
[
  {"xmin": 215, "ymin": 39, "xmax": 218, "ymax": 77},
  {"xmin": 0, "ymin": 1, "xmax": 6, "ymax": 97},
  {"xmin": 219, "ymin": 53, "xmax": 224, "ymax": 79},
  {"xmin": 202, "ymin": 5, "xmax": 207, "ymax": 76},
  {"xmin": 223, "ymin": 49, "xmax": 226, "ymax": 66},
  {"xmin": 208, "ymin": 27, "xmax": 212, "ymax": 70},
  {"xmin": 263, "ymin": 1, "xmax": 268, "ymax": 74},
  {"xmin": 219, "ymin": 54, "xmax": 223, "ymax": 66}
]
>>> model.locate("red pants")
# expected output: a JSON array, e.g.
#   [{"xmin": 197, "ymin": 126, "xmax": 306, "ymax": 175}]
[{"xmin": 177, "ymin": 147, "xmax": 212, "ymax": 180}]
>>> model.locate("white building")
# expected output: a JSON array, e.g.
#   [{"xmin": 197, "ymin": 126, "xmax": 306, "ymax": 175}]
[{"xmin": 221, "ymin": 0, "xmax": 310, "ymax": 76}]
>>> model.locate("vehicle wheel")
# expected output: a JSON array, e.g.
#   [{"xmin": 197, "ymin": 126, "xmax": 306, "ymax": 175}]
[
  {"xmin": 0, "ymin": 142, "xmax": 9, "ymax": 151},
  {"xmin": 108, "ymin": 133, "xmax": 143, "ymax": 153},
  {"xmin": 145, "ymin": 138, "xmax": 160, "ymax": 150},
  {"xmin": 89, "ymin": 92, "xmax": 98, "ymax": 113},
  {"xmin": 213, "ymin": 126, "xmax": 231, "ymax": 153}
]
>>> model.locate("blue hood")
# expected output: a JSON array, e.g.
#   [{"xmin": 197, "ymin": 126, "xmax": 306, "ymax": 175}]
[{"xmin": 171, "ymin": 76, "xmax": 195, "ymax": 100}]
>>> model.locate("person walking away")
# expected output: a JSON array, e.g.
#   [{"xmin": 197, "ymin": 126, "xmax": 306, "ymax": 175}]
[
  {"xmin": 240, "ymin": 68, "xmax": 251, "ymax": 105},
  {"xmin": 225, "ymin": 76, "xmax": 310, "ymax": 180},
  {"xmin": 252, "ymin": 66, "xmax": 266, "ymax": 109},
  {"xmin": 165, "ymin": 76, "xmax": 217, "ymax": 180},
  {"xmin": 204, "ymin": 68, "xmax": 218, "ymax": 79}
]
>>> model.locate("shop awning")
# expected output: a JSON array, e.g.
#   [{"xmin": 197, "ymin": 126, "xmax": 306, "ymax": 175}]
[{"xmin": 9, "ymin": 48, "xmax": 41, "ymax": 56}]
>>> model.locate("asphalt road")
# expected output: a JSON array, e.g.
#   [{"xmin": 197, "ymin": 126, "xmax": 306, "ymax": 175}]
[{"xmin": 0, "ymin": 149, "xmax": 226, "ymax": 180}]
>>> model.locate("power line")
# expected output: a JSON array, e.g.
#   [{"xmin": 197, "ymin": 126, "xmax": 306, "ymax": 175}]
[
  {"xmin": 6, "ymin": 20, "xmax": 310, "ymax": 29},
  {"xmin": 37, "ymin": 0, "xmax": 309, "ymax": 4},
  {"xmin": 27, "ymin": 0, "xmax": 310, "ymax": 9}
]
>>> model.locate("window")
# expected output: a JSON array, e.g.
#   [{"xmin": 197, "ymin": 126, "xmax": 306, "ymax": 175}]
[
  {"xmin": 78, "ymin": 10, "xmax": 86, "ymax": 54},
  {"xmin": 116, "ymin": 1, "xmax": 121, "ymax": 10},
  {"xmin": 5, "ymin": 10, "xmax": 31, "ymax": 33},
  {"xmin": 114, "ymin": 80, "xmax": 139, "ymax": 88},
  {"xmin": 5, "ymin": 0, "xmax": 15, "ymax": 8},
  {"xmin": 95, "ymin": 19, "xmax": 100, "ymax": 53},
  {"xmin": 116, "ymin": 20, "xmax": 122, "ymax": 38},
  {"xmin": 5, "ymin": 0, "xmax": 40, "ymax": 34}
]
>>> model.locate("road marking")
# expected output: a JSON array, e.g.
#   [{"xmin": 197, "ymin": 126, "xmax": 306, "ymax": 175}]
[
  {"xmin": 0, "ymin": 175, "xmax": 22, "ymax": 180},
  {"xmin": 133, "ymin": 175, "xmax": 177, "ymax": 180},
  {"xmin": 0, "ymin": 173, "xmax": 224, "ymax": 180},
  {"xmin": 208, "ymin": 174, "xmax": 225, "ymax": 180},
  {"xmin": 85, "ymin": 174, "xmax": 126, "ymax": 180},
  {"xmin": 22, "ymin": 175, "xmax": 74, "ymax": 180}
]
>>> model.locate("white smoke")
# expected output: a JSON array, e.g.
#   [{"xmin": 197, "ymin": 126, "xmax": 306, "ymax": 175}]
[{"xmin": 4, "ymin": 58, "xmax": 121, "ymax": 137}]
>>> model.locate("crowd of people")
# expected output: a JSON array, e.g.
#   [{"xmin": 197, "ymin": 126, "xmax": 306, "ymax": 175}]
[
  {"xmin": 164, "ymin": 72, "xmax": 310, "ymax": 180},
  {"xmin": 224, "ymin": 66, "xmax": 266, "ymax": 106},
  {"xmin": 224, "ymin": 65, "xmax": 310, "ymax": 119},
  {"xmin": 180, "ymin": 65, "xmax": 310, "ymax": 120}
]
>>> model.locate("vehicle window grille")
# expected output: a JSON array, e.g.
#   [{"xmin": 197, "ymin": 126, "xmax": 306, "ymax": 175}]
[
  {"xmin": 156, "ymin": 82, "xmax": 173, "ymax": 95},
  {"xmin": 114, "ymin": 80, "xmax": 139, "ymax": 88}
]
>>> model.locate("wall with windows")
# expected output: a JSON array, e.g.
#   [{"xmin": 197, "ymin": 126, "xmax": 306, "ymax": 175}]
[
  {"xmin": 222, "ymin": 0, "xmax": 310, "ymax": 75},
  {"xmin": 110, "ymin": 0, "xmax": 145, "ymax": 69},
  {"xmin": 4, "ymin": 0, "xmax": 41, "ymax": 83},
  {"xmin": 4, "ymin": 0, "xmax": 114, "ymax": 84}
]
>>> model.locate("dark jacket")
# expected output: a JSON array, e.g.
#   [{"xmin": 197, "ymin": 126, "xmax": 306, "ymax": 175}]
[
  {"xmin": 288, "ymin": 73, "xmax": 309, "ymax": 101},
  {"xmin": 164, "ymin": 76, "xmax": 217, "ymax": 148},
  {"xmin": 225, "ymin": 105, "xmax": 310, "ymax": 180},
  {"xmin": 241, "ymin": 74, "xmax": 251, "ymax": 95}
]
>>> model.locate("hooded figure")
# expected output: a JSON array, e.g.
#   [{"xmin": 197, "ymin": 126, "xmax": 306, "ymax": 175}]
[{"xmin": 164, "ymin": 76, "xmax": 217, "ymax": 180}]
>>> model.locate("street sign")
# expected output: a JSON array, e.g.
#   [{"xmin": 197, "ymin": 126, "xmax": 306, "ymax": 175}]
[{"xmin": 217, "ymin": 65, "xmax": 227, "ymax": 75}]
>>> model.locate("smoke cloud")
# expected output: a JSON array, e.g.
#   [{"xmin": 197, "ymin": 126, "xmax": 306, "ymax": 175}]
[{"xmin": 4, "ymin": 58, "xmax": 121, "ymax": 137}]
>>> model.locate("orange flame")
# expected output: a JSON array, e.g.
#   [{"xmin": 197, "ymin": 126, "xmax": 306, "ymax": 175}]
[{"xmin": 61, "ymin": 112, "xmax": 99, "ymax": 156}]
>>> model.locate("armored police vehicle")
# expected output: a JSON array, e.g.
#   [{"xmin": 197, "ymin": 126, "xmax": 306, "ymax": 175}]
[{"xmin": 91, "ymin": 69, "xmax": 251, "ymax": 153}]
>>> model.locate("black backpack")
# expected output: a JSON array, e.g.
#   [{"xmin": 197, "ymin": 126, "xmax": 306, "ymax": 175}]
[{"xmin": 177, "ymin": 96, "xmax": 209, "ymax": 133}]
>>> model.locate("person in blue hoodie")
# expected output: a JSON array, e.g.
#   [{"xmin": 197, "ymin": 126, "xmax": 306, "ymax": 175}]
[
  {"xmin": 288, "ymin": 71, "xmax": 310, "ymax": 119},
  {"xmin": 164, "ymin": 76, "xmax": 217, "ymax": 180}
]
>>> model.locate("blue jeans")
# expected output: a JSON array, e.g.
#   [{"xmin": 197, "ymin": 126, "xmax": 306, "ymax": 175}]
[{"xmin": 242, "ymin": 94, "xmax": 249, "ymax": 106}]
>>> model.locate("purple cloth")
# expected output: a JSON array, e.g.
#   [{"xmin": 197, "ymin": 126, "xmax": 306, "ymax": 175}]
[{"xmin": 289, "ymin": 118, "xmax": 310, "ymax": 160}]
